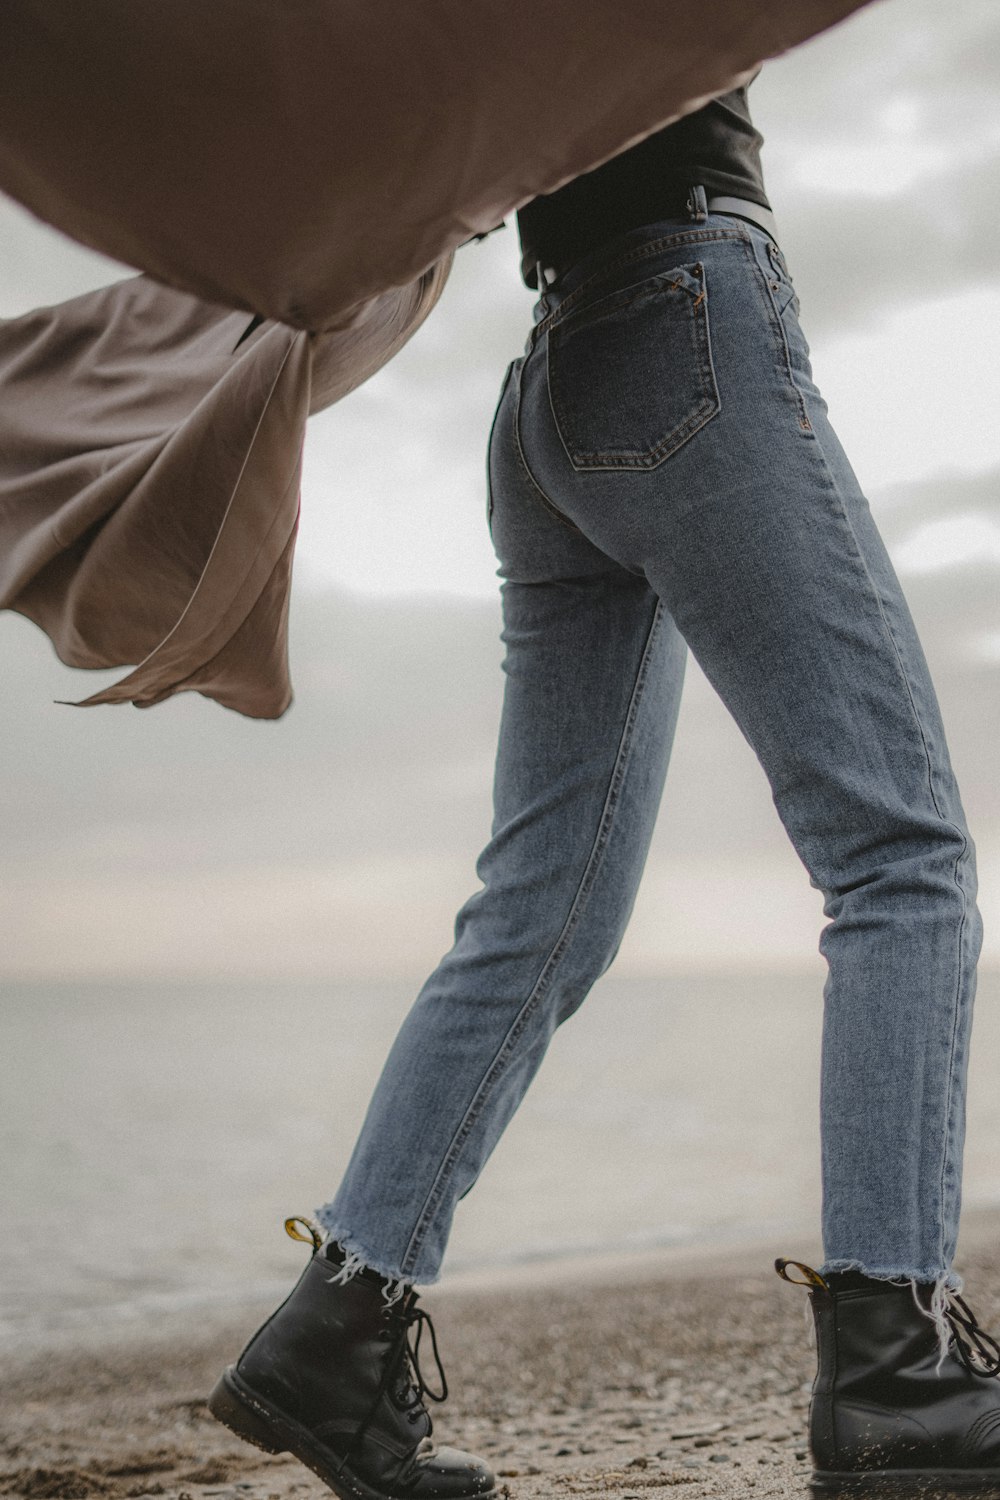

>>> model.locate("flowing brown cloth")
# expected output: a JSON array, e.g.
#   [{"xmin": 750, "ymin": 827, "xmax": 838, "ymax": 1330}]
[
  {"xmin": 1, "ymin": 0, "xmax": 874, "ymax": 329},
  {"xmin": 0, "ymin": 0, "xmax": 875, "ymax": 716},
  {"xmin": 0, "ymin": 266, "xmax": 450, "ymax": 717}
]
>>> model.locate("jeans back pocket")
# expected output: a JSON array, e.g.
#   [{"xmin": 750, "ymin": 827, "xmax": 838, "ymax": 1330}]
[{"xmin": 545, "ymin": 262, "xmax": 720, "ymax": 472}]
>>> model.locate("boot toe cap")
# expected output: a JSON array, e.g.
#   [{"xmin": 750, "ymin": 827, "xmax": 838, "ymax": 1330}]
[{"xmin": 409, "ymin": 1444, "xmax": 496, "ymax": 1498}]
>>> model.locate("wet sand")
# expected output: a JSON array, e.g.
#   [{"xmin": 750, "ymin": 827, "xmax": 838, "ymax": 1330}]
[{"xmin": 5, "ymin": 1218, "xmax": 1000, "ymax": 1500}]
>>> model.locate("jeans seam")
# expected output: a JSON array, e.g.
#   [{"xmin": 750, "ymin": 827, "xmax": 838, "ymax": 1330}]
[
  {"xmin": 940, "ymin": 892, "xmax": 970, "ymax": 1269},
  {"xmin": 512, "ymin": 356, "xmax": 581, "ymax": 530},
  {"xmin": 804, "ymin": 422, "xmax": 971, "ymax": 1273},
  {"xmin": 743, "ymin": 235, "xmax": 813, "ymax": 434},
  {"xmin": 398, "ymin": 598, "xmax": 667, "ymax": 1278},
  {"xmin": 486, "ymin": 360, "xmax": 517, "ymax": 536}
]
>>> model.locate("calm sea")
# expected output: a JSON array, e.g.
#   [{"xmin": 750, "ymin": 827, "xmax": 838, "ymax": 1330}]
[{"xmin": 3, "ymin": 970, "xmax": 999, "ymax": 1350}]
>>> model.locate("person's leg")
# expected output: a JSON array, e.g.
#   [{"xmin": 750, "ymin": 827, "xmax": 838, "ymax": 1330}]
[
  {"xmin": 317, "ymin": 363, "xmax": 689, "ymax": 1284},
  {"xmin": 513, "ymin": 204, "xmax": 997, "ymax": 1487},
  {"xmin": 211, "ymin": 357, "xmax": 692, "ymax": 1497},
  {"xmin": 512, "ymin": 208, "xmax": 982, "ymax": 1286}
]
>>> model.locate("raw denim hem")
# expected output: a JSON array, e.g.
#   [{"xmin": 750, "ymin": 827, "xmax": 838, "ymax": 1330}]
[
  {"xmin": 312, "ymin": 1205, "xmax": 442, "ymax": 1292},
  {"xmin": 819, "ymin": 1258, "xmax": 962, "ymax": 1291},
  {"xmin": 820, "ymin": 1259, "xmax": 962, "ymax": 1366}
]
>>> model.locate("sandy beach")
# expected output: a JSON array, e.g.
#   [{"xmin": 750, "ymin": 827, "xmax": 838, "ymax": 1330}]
[{"xmin": 6, "ymin": 1213, "xmax": 1000, "ymax": 1500}]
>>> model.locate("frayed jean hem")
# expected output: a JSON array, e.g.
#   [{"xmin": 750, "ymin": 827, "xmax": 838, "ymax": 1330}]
[
  {"xmin": 820, "ymin": 1260, "xmax": 963, "ymax": 1367},
  {"xmin": 313, "ymin": 1205, "xmax": 441, "ymax": 1298},
  {"xmin": 819, "ymin": 1259, "xmax": 962, "ymax": 1292}
]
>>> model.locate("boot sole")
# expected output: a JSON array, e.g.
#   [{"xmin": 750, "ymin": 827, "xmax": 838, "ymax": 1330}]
[
  {"xmin": 208, "ymin": 1365, "xmax": 498, "ymax": 1500},
  {"xmin": 813, "ymin": 1470, "xmax": 1000, "ymax": 1496}
]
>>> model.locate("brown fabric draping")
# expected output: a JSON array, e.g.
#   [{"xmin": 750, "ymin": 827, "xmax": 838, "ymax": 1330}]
[
  {"xmin": 0, "ymin": 0, "xmax": 877, "ymax": 716},
  {"xmin": 0, "ymin": 0, "xmax": 875, "ymax": 330},
  {"xmin": 0, "ymin": 264, "xmax": 450, "ymax": 717}
]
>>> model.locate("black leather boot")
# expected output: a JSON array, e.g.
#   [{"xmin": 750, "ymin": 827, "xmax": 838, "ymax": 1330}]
[
  {"xmin": 209, "ymin": 1220, "xmax": 496, "ymax": 1500},
  {"xmin": 777, "ymin": 1258, "xmax": 1000, "ymax": 1495}
]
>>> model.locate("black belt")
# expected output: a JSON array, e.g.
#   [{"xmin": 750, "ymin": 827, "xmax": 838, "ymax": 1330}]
[{"xmin": 535, "ymin": 191, "xmax": 779, "ymax": 288}]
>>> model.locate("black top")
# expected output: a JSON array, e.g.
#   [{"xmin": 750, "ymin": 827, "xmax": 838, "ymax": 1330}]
[{"xmin": 516, "ymin": 83, "xmax": 769, "ymax": 287}]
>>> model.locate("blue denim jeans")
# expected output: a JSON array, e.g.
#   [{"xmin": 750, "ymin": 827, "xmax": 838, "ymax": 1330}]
[{"xmin": 318, "ymin": 202, "xmax": 983, "ymax": 1289}]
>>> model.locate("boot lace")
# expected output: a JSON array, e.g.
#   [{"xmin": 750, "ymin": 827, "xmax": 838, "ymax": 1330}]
[
  {"xmin": 944, "ymin": 1292, "xmax": 1000, "ymax": 1378},
  {"xmin": 384, "ymin": 1295, "xmax": 449, "ymax": 1412},
  {"xmin": 340, "ymin": 1292, "xmax": 448, "ymax": 1471}
]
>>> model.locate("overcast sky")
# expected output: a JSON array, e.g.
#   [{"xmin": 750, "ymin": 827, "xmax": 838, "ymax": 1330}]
[{"xmin": 0, "ymin": 0, "xmax": 997, "ymax": 981}]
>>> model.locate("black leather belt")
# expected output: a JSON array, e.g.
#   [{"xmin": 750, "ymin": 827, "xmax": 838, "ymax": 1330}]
[
  {"xmin": 536, "ymin": 193, "xmax": 779, "ymax": 288},
  {"xmin": 705, "ymin": 194, "xmax": 779, "ymax": 242}
]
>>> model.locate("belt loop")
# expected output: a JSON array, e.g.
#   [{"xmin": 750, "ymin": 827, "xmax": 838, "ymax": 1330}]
[
  {"xmin": 534, "ymin": 260, "xmax": 555, "ymax": 322},
  {"xmin": 686, "ymin": 185, "xmax": 708, "ymax": 224}
]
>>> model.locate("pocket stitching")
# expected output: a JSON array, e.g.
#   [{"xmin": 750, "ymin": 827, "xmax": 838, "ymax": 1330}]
[
  {"xmin": 533, "ymin": 225, "xmax": 747, "ymax": 336},
  {"xmin": 766, "ymin": 241, "xmax": 799, "ymax": 319},
  {"xmin": 546, "ymin": 262, "xmax": 721, "ymax": 471}
]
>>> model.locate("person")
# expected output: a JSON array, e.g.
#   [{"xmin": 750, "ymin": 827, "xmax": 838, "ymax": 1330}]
[{"xmin": 208, "ymin": 79, "xmax": 999, "ymax": 1500}]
